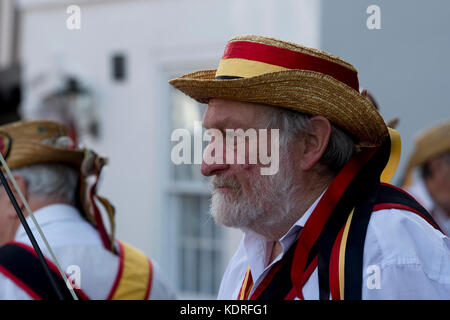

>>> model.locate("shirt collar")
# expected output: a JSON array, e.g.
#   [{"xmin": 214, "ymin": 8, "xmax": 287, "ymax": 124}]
[
  {"xmin": 289, "ymin": 188, "xmax": 326, "ymax": 229},
  {"xmin": 242, "ymin": 189, "xmax": 326, "ymax": 279},
  {"xmin": 279, "ymin": 189, "xmax": 325, "ymax": 246},
  {"xmin": 15, "ymin": 203, "xmax": 84, "ymax": 242}
]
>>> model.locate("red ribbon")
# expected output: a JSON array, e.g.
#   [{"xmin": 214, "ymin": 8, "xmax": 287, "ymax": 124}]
[
  {"xmin": 290, "ymin": 148, "xmax": 376, "ymax": 299},
  {"xmin": 222, "ymin": 40, "xmax": 359, "ymax": 91}
]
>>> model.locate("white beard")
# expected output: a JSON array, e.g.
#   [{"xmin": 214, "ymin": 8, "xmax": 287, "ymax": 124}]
[{"xmin": 210, "ymin": 160, "xmax": 299, "ymax": 234}]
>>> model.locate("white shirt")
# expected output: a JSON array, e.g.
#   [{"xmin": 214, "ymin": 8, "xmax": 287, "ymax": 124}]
[
  {"xmin": 218, "ymin": 192, "xmax": 450, "ymax": 300},
  {"xmin": 407, "ymin": 178, "xmax": 450, "ymax": 236},
  {"xmin": 0, "ymin": 204, "xmax": 176, "ymax": 300}
]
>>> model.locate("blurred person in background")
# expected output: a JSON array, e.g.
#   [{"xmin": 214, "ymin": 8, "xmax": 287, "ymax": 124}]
[
  {"xmin": 402, "ymin": 120, "xmax": 450, "ymax": 235},
  {"xmin": 170, "ymin": 35, "xmax": 450, "ymax": 300},
  {"xmin": 0, "ymin": 120, "xmax": 175, "ymax": 300},
  {"xmin": 22, "ymin": 73, "xmax": 100, "ymax": 145}
]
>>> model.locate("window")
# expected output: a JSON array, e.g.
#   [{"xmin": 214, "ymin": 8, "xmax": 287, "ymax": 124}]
[{"xmin": 169, "ymin": 88, "xmax": 227, "ymax": 298}]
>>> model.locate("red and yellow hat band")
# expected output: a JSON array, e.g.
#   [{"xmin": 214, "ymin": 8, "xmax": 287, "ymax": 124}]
[{"xmin": 215, "ymin": 40, "xmax": 359, "ymax": 91}]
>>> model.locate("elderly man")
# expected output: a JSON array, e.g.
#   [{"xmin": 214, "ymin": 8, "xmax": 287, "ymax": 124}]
[
  {"xmin": 169, "ymin": 35, "xmax": 450, "ymax": 299},
  {"xmin": 0, "ymin": 120, "xmax": 175, "ymax": 300},
  {"xmin": 403, "ymin": 120, "xmax": 450, "ymax": 235}
]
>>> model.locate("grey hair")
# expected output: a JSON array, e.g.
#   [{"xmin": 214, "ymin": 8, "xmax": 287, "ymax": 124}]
[
  {"xmin": 11, "ymin": 136, "xmax": 79, "ymax": 204},
  {"xmin": 12, "ymin": 163, "xmax": 79, "ymax": 205},
  {"xmin": 265, "ymin": 107, "xmax": 355, "ymax": 174}
]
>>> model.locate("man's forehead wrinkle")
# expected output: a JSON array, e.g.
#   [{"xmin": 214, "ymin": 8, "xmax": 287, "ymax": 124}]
[{"xmin": 203, "ymin": 110, "xmax": 244, "ymax": 130}]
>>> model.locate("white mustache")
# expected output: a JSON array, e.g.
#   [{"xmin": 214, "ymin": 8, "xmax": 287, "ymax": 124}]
[{"xmin": 211, "ymin": 175, "xmax": 241, "ymax": 192}]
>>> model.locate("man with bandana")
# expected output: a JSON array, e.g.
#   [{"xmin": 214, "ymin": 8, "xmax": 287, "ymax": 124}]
[
  {"xmin": 0, "ymin": 120, "xmax": 175, "ymax": 300},
  {"xmin": 169, "ymin": 35, "xmax": 450, "ymax": 299}
]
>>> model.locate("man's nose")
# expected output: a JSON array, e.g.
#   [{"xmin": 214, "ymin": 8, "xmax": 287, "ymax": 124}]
[
  {"xmin": 201, "ymin": 142, "xmax": 230, "ymax": 176},
  {"xmin": 201, "ymin": 160, "xmax": 230, "ymax": 177}
]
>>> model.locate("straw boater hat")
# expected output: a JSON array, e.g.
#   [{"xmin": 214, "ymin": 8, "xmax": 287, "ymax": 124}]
[
  {"xmin": 0, "ymin": 120, "xmax": 116, "ymax": 252},
  {"xmin": 403, "ymin": 120, "xmax": 450, "ymax": 187},
  {"xmin": 0, "ymin": 120, "xmax": 84, "ymax": 170},
  {"xmin": 169, "ymin": 35, "xmax": 389, "ymax": 147}
]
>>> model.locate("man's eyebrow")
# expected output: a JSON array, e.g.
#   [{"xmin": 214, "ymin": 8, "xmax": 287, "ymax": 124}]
[{"xmin": 203, "ymin": 118, "xmax": 254, "ymax": 130}]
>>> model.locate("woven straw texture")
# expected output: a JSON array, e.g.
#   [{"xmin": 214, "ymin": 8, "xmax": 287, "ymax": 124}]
[
  {"xmin": 407, "ymin": 120, "xmax": 450, "ymax": 169},
  {"xmin": 0, "ymin": 120, "xmax": 84, "ymax": 170}
]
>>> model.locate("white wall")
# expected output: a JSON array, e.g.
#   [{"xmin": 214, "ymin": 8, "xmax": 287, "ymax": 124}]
[{"xmin": 0, "ymin": 0, "xmax": 15, "ymax": 68}]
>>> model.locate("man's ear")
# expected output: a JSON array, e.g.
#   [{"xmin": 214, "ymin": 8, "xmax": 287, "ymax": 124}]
[
  {"xmin": 6, "ymin": 175, "xmax": 28, "ymax": 219},
  {"xmin": 299, "ymin": 115, "xmax": 331, "ymax": 171}
]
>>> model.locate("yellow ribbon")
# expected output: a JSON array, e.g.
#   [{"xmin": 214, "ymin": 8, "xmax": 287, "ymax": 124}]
[{"xmin": 380, "ymin": 128, "xmax": 401, "ymax": 183}]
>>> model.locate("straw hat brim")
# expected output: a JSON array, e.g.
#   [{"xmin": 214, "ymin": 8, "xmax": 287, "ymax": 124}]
[
  {"xmin": 402, "ymin": 122, "xmax": 450, "ymax": 187},
  {"xmin": 406, "ymin": 120, "xmax": 450, "ymax": 170},
  {"xmin": 6, "ymin": 141, "xmax": 84, "ymax": 171},
  {"xmin": 169, "ymin": 69, "xmax": 388, "ymax": 147},
  {"xmin": 408, "ymin": 143, "xmax": 450, "ymax": 170}
]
